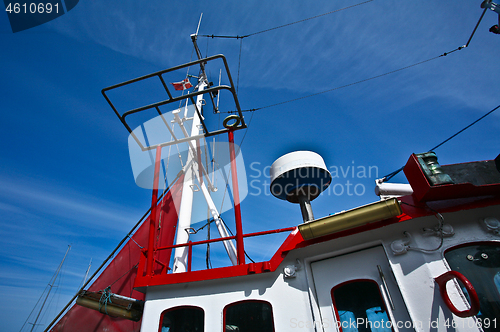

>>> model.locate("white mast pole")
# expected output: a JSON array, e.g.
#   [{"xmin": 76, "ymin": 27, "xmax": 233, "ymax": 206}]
[
  {"xmin": 172, "ymin": 81, "xmax": 207, "ymax": 273},
  {"xmin": 173, "ymin": 25, "xmax": 239, "ymax": 271}
]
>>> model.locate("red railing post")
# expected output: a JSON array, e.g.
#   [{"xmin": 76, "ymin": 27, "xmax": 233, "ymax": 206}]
[
  {"xmin": 146, "ymin": 145, "xmax": 162, "ymax": 276},
  {"xmin": 188, "ymin": 241, "xmax": 193, "ymax": 272},
  {"xmin": 228, "ymin": 130, "xmax": 245, "ymax": 265}
]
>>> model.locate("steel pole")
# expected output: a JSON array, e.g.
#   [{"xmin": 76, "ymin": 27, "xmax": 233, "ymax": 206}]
[{"xmin": 228, "ymin": 130, "xmax": 245, "ymax": 265}]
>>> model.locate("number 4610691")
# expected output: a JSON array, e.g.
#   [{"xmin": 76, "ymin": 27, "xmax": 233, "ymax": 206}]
[{"xmin": 5, "ymin": 3, "xmax": 59, "ymax": 14}]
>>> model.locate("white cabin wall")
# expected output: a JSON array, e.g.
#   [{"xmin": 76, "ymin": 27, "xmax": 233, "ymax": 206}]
[
  {"xmin": 140, "ymin": 266, "xmax": 318, "ymax": 332},
  {"xmin": 139, "ymin": 204, "xmax": 500, "ymax": 332},
  {"xmin": 385, "ymin": 205, "xmax": 500, "ymax": 332}
]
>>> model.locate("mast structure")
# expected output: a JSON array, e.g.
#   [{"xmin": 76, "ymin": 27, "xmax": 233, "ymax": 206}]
[
  {"xmin": 23, "ymin": 245, "xmax": 71, "ymax": 332},
  {"xmin": 100, "ymin": 23, "xmax": 248, "ymax": 278},
  {"xmin": 172, "ymin": 33, "xmax": 238, "ymax": 272}
]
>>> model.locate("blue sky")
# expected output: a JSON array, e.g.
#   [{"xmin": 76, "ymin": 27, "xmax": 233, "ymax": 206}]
[{"xmin": 1, "ymin": 1, "xmax": 500, "ymax": 331}]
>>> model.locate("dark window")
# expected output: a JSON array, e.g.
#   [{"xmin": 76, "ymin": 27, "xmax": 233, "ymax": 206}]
[
  {"xmin": 445, "ymin": 243, "xmax": 500, "ymax": 331},
  {"xmin": 331, "ymin": 280, "xmax": 392, "ymax": 332},
  {"xmin": 224, "ymin": 300, "xmax": 274, "ymax": 332},
  {"xmin": 159, "ymin": 306, "xmax": 204, "ymax": 332}
]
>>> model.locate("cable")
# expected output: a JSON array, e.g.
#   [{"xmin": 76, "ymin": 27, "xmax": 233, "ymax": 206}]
[
  {"xmin": 222, "ymin": 46, "xmax": 465, "ymax": 116},
  {"xmin": 255, "ymin": 48, "xmax": 463, "ymax": 112},
  {"xmin": 400, "ymin": 202, "xmax": 445, "ymax": 253},
  {"xmin": 219, "ymin": 216, "xmax": 255, "ymax": 263},
  {"xmin": 466, "ymin": 8, "xmax": 488, "ymax": 47},
  {"xmin": 200, "ymin": 0, "xmax": 374, "ymax": 40},
  {"xmin": 382, "ymin": 102, "xmax": 500, "ymax": 181},
  {"xmin": 428, "ymin": 103, "xmax": 500, "ymax": 152}
]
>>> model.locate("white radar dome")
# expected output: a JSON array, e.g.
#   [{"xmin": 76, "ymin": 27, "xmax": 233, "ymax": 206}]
[{"xmin": 270, "ymin": 151, "xmax": 332, "ymax": 204}]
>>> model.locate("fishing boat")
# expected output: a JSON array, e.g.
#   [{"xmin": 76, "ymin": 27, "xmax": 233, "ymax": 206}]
[{"xmin": 45, "ymin": 26, "xmax": 500, "ymax": 332}]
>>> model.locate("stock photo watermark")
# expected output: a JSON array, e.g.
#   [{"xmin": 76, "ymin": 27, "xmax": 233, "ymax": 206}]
[
  {"xmin": 249, "ymin": 161, "xmax": 379, "ymax": 197},
  {"xmin": 290, "ymin": 317, "xmax": 497, "ymax": 330}
]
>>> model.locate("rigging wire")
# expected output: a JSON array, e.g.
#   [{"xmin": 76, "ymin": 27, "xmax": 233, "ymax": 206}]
[
  {"xmin": 200, "ymin": 0, "xmax": 374, "ymax": 40},
  {"xmin": 466, "ymin": 8, "xmax": 488, "ymax": 47},
  {"xmin": 382, "ymin": 102, "xmax": 500, "ymax": 181},
  {"xmin": 219, "ymin": 216, "xmax": 255, "ymax": 263},
  {"xmin": 201, "ymin": 0, "xmax": 373, "ymax": 98},
  {"xmin": 235, "ymin": 110, "xmax": 255, "ymax": 154},
  {"xmin": 224, "ymin": 46, "xmax": 465, "ymax": 114},
  {"xmin": 24, "ymin": 246, "xmax": 70, "ymax": 332},
  {"xmin": 237, "ymin": 39, "xmax": 243, "ymax": 94}
]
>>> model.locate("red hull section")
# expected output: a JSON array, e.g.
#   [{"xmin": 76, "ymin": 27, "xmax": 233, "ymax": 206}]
[{"xmin": 51, "ymin": 175, "xmax": 184, "ymax": 332}]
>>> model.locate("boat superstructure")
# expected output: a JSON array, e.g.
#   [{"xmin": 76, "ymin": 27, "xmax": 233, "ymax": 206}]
[
  {"xmin": 134, "ymin": 151, "xmax": 500, "ymax": 332},
  {"xmin": 48, "ymin": 32, "xmax": 500, "ymax": 332}
]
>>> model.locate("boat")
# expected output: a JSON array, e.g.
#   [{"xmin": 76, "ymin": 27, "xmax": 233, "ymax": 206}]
[{"xmin": 45, "ymin": 27, "xmax": 500, "ymax": 332}]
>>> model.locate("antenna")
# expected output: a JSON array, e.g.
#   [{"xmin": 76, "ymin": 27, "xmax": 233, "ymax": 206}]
[
  {"xmin": 270, "ymin": 151, "xmax": 332, "ymax": 222},
  {"xmin": 195, "ymin": 13, "xmax": 203, "ymax": 36},
  {"xmin": 102, "ymin": 30, "xmax": 248, "ymax": 275}
]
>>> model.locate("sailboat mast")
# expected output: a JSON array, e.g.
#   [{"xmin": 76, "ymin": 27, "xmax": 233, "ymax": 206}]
[{"xmin": 29, "ymin": 245, "xmax": 71, "ymax": 332}]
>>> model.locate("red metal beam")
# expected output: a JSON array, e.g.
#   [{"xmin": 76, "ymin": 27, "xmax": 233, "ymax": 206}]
[
  {"xmin": 228, "ymin": 130, "xmax": 245, "ymax": 265},
  {"xmin": 146, "ymin": 146, "xmax": 162, "ymax": 276}
]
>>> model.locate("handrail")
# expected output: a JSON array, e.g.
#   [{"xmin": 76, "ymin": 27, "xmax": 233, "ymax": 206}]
[
  {"xmin": 435, "ymin": 270, "xmax": 480, "ymax": 318},
  {"xmin": 154, "ymin": 227, "xmax": 296, "ymax": 252}
]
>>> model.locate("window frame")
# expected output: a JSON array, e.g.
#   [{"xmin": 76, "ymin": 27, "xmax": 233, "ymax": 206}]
[
  {"xmin": 330, "ymin": 279, "xmax": 394, "ymax": 332},
  {"xmin": 158, "ymin": 305, "xmax": 204, "ymax": 332},
  {"xmin": 223, "ymin": 299, "xmax": 275, "ymax": 332}
]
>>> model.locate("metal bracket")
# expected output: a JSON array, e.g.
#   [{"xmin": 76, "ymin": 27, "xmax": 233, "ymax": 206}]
[
  {"xmin": 482, "ymin": 217, "xmax": 500, "ymax": 235},
  {"xmin": 422, "ymin": 223, "xmax": 454, "ymax": 238},
  {"xmin": 283, "ymin": 259, "xmax": 302, "ymax": 279},
  {"xmin": 390, "ymin": 232, "xmax": 412, "ymax": 255}
]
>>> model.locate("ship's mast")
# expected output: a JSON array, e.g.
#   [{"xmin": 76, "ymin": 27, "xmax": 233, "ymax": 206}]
[
  {"xmin": 172, "ymin": 79, "xmax": 207, "ymax": 273},
  {"xmin": 172, "ymin": 31, "xmax": 238, "ymax": 272}
]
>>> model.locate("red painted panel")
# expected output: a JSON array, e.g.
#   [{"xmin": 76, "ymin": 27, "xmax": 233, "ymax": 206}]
[{"xmin": 50, "ymin": 175, "xmax": 184, "ymax": 332}]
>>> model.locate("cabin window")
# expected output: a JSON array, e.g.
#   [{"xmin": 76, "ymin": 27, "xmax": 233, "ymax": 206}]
[
  {"xmin": 445, "ymin": 243, "xmax": 500, "ymax": 331},
  {"xmin": 331, "ymin": 280, "xmax": 392, "ymax": 332},
  {"xmin": 223, "ymin": 300, "xmax": 274, "ymax": 332},
  {"xmin": 159, "ymin": 306, "xmax": 204, "ymax": 332}
]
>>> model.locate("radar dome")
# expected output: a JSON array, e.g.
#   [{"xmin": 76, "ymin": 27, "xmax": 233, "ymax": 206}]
[{"xmin": 270, "ymin": 151, "xmax": 331, "ymax": 204}]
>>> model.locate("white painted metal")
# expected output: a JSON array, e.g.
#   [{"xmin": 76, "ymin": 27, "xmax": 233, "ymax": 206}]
[
  {"xmin": 311, "ymin": 246, "xmax": 414, "ymax": 331},
  {"xmin": 375, "ymin": 180, "xmax": 413, "ymax": 199},
  {"xmin": 198, "ymin": 181, "xmax": 238, "ymax": 265},
  {"xmin": 269, "ymin": 151, "xmax": 329, "ymax": 186},
  {"xmin": 141, "ymin": 203, "xmax": 500, "ymax": 332},
  {"xmin": 172, "ymin": 81, "xmax": 207, "ymax": 273},
  {"xmin": 171, "ymin": 80, "xmax": 238, "ymax": 272}
]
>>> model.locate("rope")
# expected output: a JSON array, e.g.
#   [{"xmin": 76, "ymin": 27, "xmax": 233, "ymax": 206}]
[{"xmin": 99, "ymin": 287, "xmax": 112, "ymax": 315}]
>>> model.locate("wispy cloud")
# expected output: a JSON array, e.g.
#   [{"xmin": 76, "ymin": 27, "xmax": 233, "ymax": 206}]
[{"xmin": 0, "ymin": 175, "xmax": 144, "ymax": 232}]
